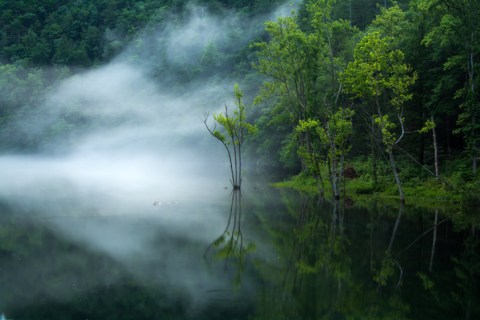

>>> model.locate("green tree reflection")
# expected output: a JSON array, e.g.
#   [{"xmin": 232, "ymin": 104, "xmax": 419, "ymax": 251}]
[
  {"xmin": 251, "ymin": 194, "xmax": 417, "ymax": 319},
  {"xmin": 204, "ymin": 190, "xmax": 256, "ymax": 285}
]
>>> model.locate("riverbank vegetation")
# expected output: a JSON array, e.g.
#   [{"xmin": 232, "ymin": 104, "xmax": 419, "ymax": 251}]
[
  {"xmin": 1, "ymin": 0, "xmax": 479, "ymax": 207},
  {"xmin": 249, "ymin": 0, "xmax": 480, "ymax": 208}
]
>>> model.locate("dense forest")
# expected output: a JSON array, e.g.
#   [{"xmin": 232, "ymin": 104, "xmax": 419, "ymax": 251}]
[{"xmin": 0, "ymin": 0, "xmax": 479, "ymax": 206}]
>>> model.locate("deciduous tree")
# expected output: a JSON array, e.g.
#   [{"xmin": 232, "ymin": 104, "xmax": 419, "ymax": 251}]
[
  {"xmin": 204, "ymin": 84, "xmax": 256, "ymax": 189},
  {"xmin": 341, "ymin": 29, "xmax": 416, "ymax": 202}
]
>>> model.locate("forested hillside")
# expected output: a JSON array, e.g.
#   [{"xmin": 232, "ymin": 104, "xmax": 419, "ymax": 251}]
[
  {"xmin": 1, "ymin": 0, "xmax": 479, "ymax": 205},
  {"xmin": 0, "ymin": 0, "xmax": 286, "ymax": 66}
]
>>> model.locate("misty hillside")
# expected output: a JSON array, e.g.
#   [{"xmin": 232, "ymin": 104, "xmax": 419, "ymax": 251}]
[
  {"xmin": 0, "ymin": 0, "xmax": 290, "ymax": 152},
  {"xmin": 0, "ymin": 0, "xmax": 287, "ymax": 66}
]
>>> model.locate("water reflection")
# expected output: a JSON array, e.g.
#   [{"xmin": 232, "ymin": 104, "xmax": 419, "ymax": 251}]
[
  {"xmin": 251, "ymin": 195, "xmax": 354, "ymax": 319},
  {"xmin": 0, "ymin": 192, "xmax": 251, "ymax": 319},
  {"xmin": 250, "ymin": 191, "xmax": 479, "ymax": 319},
  {"xmin": 1, "ymin": 188, "xmax": 479, "ymax": 319},
  {"xmin": 204, "ymin": 190, "xmax": 256, "ymax": 285}
]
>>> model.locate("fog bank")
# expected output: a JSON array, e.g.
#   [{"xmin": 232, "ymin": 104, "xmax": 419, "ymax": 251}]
[{"xmin": 0, "ymin": 0, "xmax": 302, "ymax": 310}]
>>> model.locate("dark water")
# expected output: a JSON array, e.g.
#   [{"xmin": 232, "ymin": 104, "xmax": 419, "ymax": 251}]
[{"xmin": 1, "ymin": 185, "xmax": 479, "ymax": 320}]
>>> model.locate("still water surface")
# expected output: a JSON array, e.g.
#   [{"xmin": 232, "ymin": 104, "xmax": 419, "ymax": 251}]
[{"xmin": 0, "ymin": 184, "xmax": 479, "ymax": 319}]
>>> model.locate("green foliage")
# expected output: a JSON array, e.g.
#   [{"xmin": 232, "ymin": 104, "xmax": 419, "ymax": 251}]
[
  {"xmin": 460, "ymin": 180, "xmax": 480, "ymax": 213},
  {"xmin": 374, "ymin": 114, "xmax": 397, "ymax": 151},
  {"xmin": 252, "ymin": 1, "xmax": 358, "ymax": 197},
  {"xmin": 271, "ymin": 173, "xmax": 319, "ymax": 194},
  {"xmin": 341, "ymin": 31, "xmax": 416, "ymax": 107},
  {"xmin": 212, "ymin": 130, "xmax": 226, "ymax": 142},
  {"xmin": 370, "ymin": 4, "xmax": 410, "ymax": 47},
  {"xmin": 205, "ymin": 84, "xmax": 256, "ymax": 188},
  {"xmin": 419, "ymin": 118, "xmax": 436, "ymax": 134},
  {"xmin": 340, "ymin": 7, "xmax": 416, "ymax": 202},
  {"xmin": 415, "ymin": 0, "xmax": 480, "ymax": 165},
  {"xmin": 251, "ymin": 14, "xmax": 313, "ymax": 122},
  {"xmin": 318, "ymin": 108, "xmax": 355, "ymax": 150},
  {"xmin": 417, "ymin": 272, "xmax": 435, "ymax": 290},
  {"xmin": 348, "ymin": 179, "xmax": 374, "ymax": 194},
  {"xmin": 373, "ymin": 252, "xmax": 397, "ymax": 286},
  {"xmin": 0, "ymin": 0, "xmax": 270, "ymax": 65}
]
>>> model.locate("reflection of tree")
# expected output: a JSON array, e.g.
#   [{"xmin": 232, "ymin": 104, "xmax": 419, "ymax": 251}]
[
  {"xmin": 451, "ymin": 223, "xmax": 480, "ymax": 319},
  {"xmin": 429, "ymin": 209, "xmax": 439, "ymax": 272},
  {"xmin": 251, "ymin": 194, "xmax": 354, "ymax": 319},
  {"xmin": 393, "ymin": 207, "xmax": 444, "ymax": 275},
  {"xmin": 371, "ymin": 204, "xmax": 450, "ymax": 289},
  {"xmin": 373, "ymin": 204, "xmax": 404, "ymax": 288},
  {"xmin": 296, "ymin": 198, "xmax": 351, "ymax": 284},
  {"xmin": 226, "ymin": 188, "xmax": 479, "ymax": 320},
  {"xmin": 252, "ymin": 194, "xmax": 415, "ymax": 320},
  {"xmin": 412, "ymin": 214, "xmax": 480, "ymax": 319},
  {"xmin": 204, "ymin": 190, "xmax": 255, "ymax": 284}
]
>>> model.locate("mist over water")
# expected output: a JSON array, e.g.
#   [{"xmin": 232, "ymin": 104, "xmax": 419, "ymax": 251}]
[
  {"xmin": 1, "ymin": 3, "xmax": 477, "ymax": 318},
  {"xmin": 0, "ymin": 1, "xmax": 302, "ymax": 312},
  {"xmin": 1, "ymin": 0, "xmax": 304, "ymax": 204}
]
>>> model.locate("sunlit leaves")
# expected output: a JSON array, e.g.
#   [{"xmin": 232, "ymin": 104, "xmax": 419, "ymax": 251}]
[
  {"xmin": 374, "ymin": 115, "xmax": 396, "ymax": 151},
  {"xmin": 419, "ymin": 118, "xmax": 436, "ymax": 134},
  {"xmin": 321, "ymin": 108, "xmax": 355, "ymax": 151},
  {"xmin": 212, "ymin": 129, "xmax": 226, "ymax": 143},
  {"xmin": 341, "ymin": 27, "xmax": 415, "ymax": 156},
  {"xmin": 296, "ymin": 108, "xmax": 354, "ymax": 158},
  {"xmin": 341, "ymin": 32, "xmax": 416, "ymax": 107}
]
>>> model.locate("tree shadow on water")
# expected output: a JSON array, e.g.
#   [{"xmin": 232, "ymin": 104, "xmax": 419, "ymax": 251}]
[{"xmin": 203, "ymin": 190, "xmax": 255, "ymax": 285}]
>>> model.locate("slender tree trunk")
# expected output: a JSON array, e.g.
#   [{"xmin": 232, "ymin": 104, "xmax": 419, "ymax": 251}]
[
  {"xmin": 432, "ymin": 116, "xmax": 440, "ymax": 178},
  {"xmin": 315, "ymin": 161, "xmax": 325, "ymax": 197},
  {"xmin": 371, "ymin": 118, "xmax": 378, "ymax": 190},
  {"xmin": 468, "ymin": 32, "xmax": 477, "ymax": 174},
  {"xmin": 472, "ymin": 109, "xmax": 477, "ymax": 174},
  {"xmin": 420, "ymin": 109, "xmax": 425, "ymax": 165},
  {"xmin": 388, "ymin": 207, "xmax": 404, "ymax": 290},
  {"xmin": 306, "ymin": 133, "xmax": 325, "ymax": 196},
  {"xmin": 389, "ymin": 150, "xmax": 405, "ymax": 203},
  {"xmin": 341, "ymin": 151, "xmax": 346, "ymax": 199},
  {"xmin": 331, "ymin": 143, "xmax": 340, "ymax": 200},
  {"xmin": 232, "ymin": 139, "xmax": 238, "ymax": 187},
  {"xmin": 429, "ymin": 115, "xmax": 440, "ymax": 272},
  {"xmin": 298, "ymin": 134, "xmax": 308, "ymax": 172},
  {"xmin": 237, "ymin": 144, "xmax": 242, "ymax": 190}
]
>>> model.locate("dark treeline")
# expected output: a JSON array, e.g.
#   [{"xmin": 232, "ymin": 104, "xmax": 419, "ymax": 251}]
[
  {"xmin": 0, "ymin": 0, "xmax": 479, "ymax": 204},
  {"xmin": 0, "ymin": 0, "xmax": 283, "ymax": 66}
]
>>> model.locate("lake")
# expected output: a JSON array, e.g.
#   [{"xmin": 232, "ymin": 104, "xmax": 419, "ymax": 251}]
[{"xmin": 0, "ymin": 182, "xmax": 479, "ymax": 319}]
